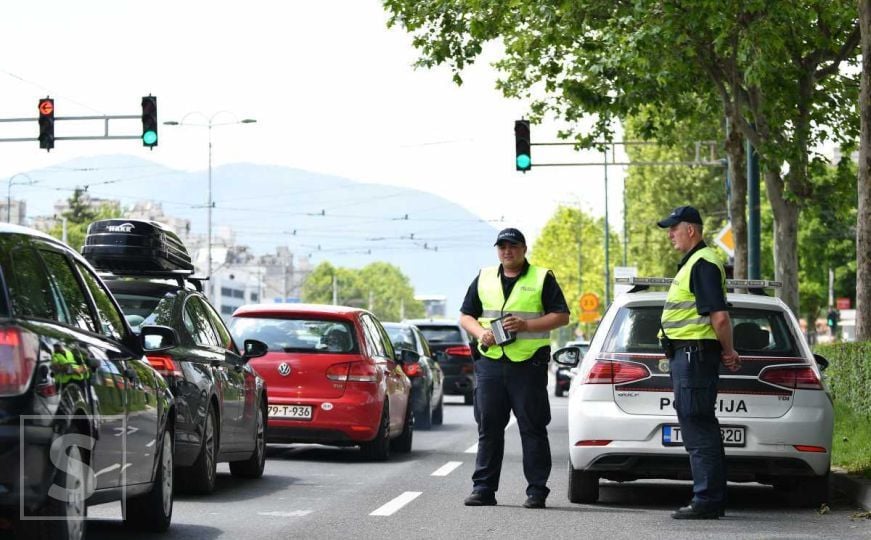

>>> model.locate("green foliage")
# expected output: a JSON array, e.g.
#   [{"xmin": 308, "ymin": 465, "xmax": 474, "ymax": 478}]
[
  {"xmin": 301, "ymin": 261, "xmax": 424, "ymax": 321},
  {"xmin": 46, "ymin": 188, "xmax": 122, "ymax": 252},
  {"xmin": 831, "ymin": 400, "xmax": 871, "ymax": 476},
  {"xmin": 815, "ymin": 342, "xmax": 871, "ymax": 422}
]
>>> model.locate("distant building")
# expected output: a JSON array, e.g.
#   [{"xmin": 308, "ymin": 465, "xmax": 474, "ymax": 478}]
[
  {"xmin": 0, "ymin": 200, "xmax": 26, "ymax": 226},
  {"xmin": 416, "ymin": 295, "xmax": 447, "ymax": 318}
]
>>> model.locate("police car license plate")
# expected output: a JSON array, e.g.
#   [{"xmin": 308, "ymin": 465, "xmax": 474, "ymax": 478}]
[
  {"xmin": 662, "ymin": 424, "xmax": 745, "ymax": 447},
  {"xmin": 268, "ymin": 404, "xmax": 313, "ymax": 419}
]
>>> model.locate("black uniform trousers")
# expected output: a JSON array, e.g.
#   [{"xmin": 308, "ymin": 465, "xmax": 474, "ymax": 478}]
[
  {"xmin": 471, "ymin": 356, "xmax": 551, "ymax": 499},
  {"xmin": 669, "ymin": 342, "xmax": 728, "ymax": 510}
]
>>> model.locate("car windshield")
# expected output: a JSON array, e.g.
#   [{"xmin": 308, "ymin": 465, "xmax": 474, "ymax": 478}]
[
  {"xmin": 601, "ymin": 305, "xmax": 800, "ymax": 357},
  {"xmin": 229, "ymin": 316, "xmax": 358, "ymax": 354},
  {"xmin": 417, "ymin": 325, "xmax": 463, "ymax": 343},
  {"xmin": 385, "ymin": 325, "xmax": 415, "ymax": 352}
]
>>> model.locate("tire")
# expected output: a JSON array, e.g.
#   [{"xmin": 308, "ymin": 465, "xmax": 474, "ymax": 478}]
[
  {"xmin": 180, "ymin": 406, "xmax": 217, "ymax": 494},
  {"xmin": 360, "ymin": 402, "xmax": 390, "ymax": 461},
  {"xmin": 554, "ymin": 385, "xmax": 564, "ymax": 397},
  {"xmin": 464, "ymin": 391, "xmax": 474, "ymax": 405},
  {"xmin": 391, "ymin": 402, "xmax": 414, "ymax": 453},
  {"xmin": 125, "ymin": 428, "xmax": 173, "ymax": 532},
  {"xmin": 17, "ymin": 430, "xmax": 89, "ymax": 540},
  {"xmin": 568, "ymin": 460, "xmax": 599, "ymax": 503},
  {"xmin": 432, "ymin": 395, "xmax": 444, "ymax": 426},
  {"xmin": 415, "ymin": 391, "xmax": 433, "ymax": 430},
  {"xmin": 230, "ymin": 402, "xmax": 267, "ymax": 478}
]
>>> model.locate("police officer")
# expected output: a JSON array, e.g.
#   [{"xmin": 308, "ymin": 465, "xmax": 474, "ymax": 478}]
[
  {"xmin": 657, "ymin": 206, "xmax": 741, "ymax": 520},
  {"xmin": 51, "ymin": 343, "xmax": 89, "ymax": 388},
  {"xmin": 460, "ymin": 228, "xmax": 569, "ymax": 509}
]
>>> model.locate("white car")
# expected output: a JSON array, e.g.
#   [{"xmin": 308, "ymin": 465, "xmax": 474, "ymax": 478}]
[{"xmin": 554, "ymin": 278, "xmax": 834, "ymax": 507}]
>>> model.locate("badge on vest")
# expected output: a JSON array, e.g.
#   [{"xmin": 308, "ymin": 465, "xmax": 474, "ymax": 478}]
[{"xmin": 490, "ymin": 314, "xmax": 517, "ymax": 346}]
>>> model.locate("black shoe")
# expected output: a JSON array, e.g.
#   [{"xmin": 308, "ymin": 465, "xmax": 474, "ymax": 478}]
[
  {"xmin": 671, "ymin": 504, "xmax": 720, "ymax": 520},
  {"xmin": 464, "ymin": 492, "xmax": 497, "ymax": 506},
  {"xmin": 523, "ymin": 496, "xmax": 546, "ymax": 509}
]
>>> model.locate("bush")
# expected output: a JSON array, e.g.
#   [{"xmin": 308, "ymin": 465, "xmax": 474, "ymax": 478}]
[{"xmin": 814, "ymin": 342, "xmax": 871, "ymax": 420}]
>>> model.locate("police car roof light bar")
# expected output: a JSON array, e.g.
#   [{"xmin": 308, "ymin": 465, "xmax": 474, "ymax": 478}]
[{"xmin": 616, "ymin": 276, "xmax": 782, "ymax": 292}]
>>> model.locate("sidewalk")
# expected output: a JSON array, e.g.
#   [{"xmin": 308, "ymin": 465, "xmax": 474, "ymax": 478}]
[{"xmin": 833, "ymin": 470, "xmax": 871, "ymax": 511}]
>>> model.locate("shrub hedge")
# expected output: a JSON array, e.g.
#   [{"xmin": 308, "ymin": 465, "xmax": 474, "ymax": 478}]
[{"xmin": 814, "ymin": 342, "xmax": 871, "ymax": 419}]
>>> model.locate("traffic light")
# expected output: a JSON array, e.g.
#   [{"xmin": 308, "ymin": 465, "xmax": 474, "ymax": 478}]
[
  {"xmin": 141, "ymin": 95, "xmax": 158, "ymax": 148},
  {"xmin": 38, "ymin": 97, "xmax": 55, "ymax": 151},
  {"xmin": 827, "ymin": 309, "xmax": 839, "ymax": 333},
  {"xmin": 514, "ymin": 119, "xmax": 531, "ymax": 172}
]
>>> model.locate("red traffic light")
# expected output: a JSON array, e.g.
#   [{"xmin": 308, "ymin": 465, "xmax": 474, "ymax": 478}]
[{"xmin": 38, "ymin": 97, "xmax": 55, "ymax": 151}]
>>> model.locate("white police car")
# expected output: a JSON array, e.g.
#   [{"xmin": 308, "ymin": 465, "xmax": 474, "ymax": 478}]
[{"xmin": 554, "ymin": 278, "xmax": 834, "ymax": 507}]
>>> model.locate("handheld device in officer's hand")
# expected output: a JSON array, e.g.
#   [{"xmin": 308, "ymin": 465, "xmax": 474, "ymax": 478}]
[{"xmin": 490, "ymin": 314, "xmax": 517, "ymax": 346}]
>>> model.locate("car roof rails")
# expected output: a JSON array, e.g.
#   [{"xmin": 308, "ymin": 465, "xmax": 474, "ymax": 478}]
[
  {"xmin": 616, "ymin": 277, "xmax": 782, "ymax": 296},
  {"xmin": 100, "ymin": 269, "xmax": 208, "ymax": 292}
]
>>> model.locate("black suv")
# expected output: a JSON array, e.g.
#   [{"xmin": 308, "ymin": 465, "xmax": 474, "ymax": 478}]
[
  {"xmin": 403, "ymin": 319, "xmax": 476, "ymax": 405},
  {"xmin": 0, "ymin": 223, "xmax": 176, "ymax": 539},
  {"xmin": 82, "ymin": 219, "xmax": 269, "ymax": 495}
]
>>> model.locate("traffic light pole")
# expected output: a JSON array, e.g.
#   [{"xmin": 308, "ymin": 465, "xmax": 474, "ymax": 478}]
[{"xmin": 0, "ymin": 114, "xmax": 144, "ymax": 143}]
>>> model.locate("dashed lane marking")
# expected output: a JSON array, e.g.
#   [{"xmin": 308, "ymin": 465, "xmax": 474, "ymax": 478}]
[
  {"xmin": 370, "ymin": 491, "xmax": 422, "ymax": 516},
  {"xmin": 431, "ymin": 461, "xmax": 463, "ymax": 476},
  {"xmin": 464, "ymin": 443, "xmax": 478, "ymax": 454},
  {"xmin": 258, "ymin": 510, "xmax": 313, "ymax": 517}
]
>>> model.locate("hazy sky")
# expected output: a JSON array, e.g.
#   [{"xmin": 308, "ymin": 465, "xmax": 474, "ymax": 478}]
[{"xmin": 0, "ymin": 0, "xmax": 626, "ymax": 246}]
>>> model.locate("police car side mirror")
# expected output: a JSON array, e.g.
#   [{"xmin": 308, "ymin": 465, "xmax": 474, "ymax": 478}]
[
  {"xmin": 553, "ymin": 346, "xmax": 582, "ymax": 367},
  {"xmin": 140, "ymin": 325, "xmax": 178, "ymax": 352},
  {"xmin": 813, "ymin": 353, "xmax": 829, "ymax": 372},
  {"xmin": 243, "ymin": 339, "xmax": 269, "ymax": 361}
]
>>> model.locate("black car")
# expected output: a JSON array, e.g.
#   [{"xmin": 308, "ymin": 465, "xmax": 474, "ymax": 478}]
[
  {"xmin": 553, "ymin": 340, "xmax": 589, "ymax": 397},
  {"xmin": 82, "ymin": 219, "xmax": 269, "ymax": 495},
  {"xmin": 383, "ymin": 322, "xmax": 444, "ymax": 429},
  {"xmin": 403, "ymin": 319, "xmax": 476, "ymax": 405},
  {"xmin": 0, "ymin": 223, "xmax": 175, "ymax": 539}
]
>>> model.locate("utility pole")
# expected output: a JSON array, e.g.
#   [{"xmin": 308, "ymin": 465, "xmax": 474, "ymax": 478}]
[{"xmin": 332, "ymin": 274, "xmax": 338, "ymax": 305}]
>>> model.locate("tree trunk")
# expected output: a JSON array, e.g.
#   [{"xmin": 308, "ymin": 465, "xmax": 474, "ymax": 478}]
[
  {"xmin": 857, "ymin": 0, "xmax": 871, "ymax": 341},
  {"xmin": 725, "ymin": 116, "xmax": 748, "ymax": 279},
  {"xmin": 764, "ymin": 170, "xmax": 800, "ymax": 315}
]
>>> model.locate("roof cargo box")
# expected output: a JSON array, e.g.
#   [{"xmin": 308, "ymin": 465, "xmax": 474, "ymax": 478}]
[{"xmin": 82, "ymin": 219, "xmax": 194, "ymax": 273}]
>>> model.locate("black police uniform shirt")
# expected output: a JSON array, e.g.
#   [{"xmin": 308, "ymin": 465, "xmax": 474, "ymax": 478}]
[
  {"xmin": 678, "ymin": 240, "xmax": 729, "ymax": 322},
  {"xmin": 461, "ymin": 259, "xmax": 569, "ymax": 363}
]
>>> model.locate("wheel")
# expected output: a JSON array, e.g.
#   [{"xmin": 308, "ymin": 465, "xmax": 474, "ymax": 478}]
[
  {"xmin": 788, "ymin": 471, "xmax": 831, "ymax": 507},
  {"xmin": 568, "ymin": 460, "xmax": 599, "ymax": 503},
  {"xmin": 360, "ymin": 402, "xmax": 390, "ymax": 461},
  {"xmin": 464, "ymin": 391, "xmax": 474, "ymax": 405},
  {"xmin": 391, "ymin": 401, "xmax": 414, "ymax": 453},
  {"xmin": 17, "ymin": 429, "xmax": 89, "ymax": 540},
  {"xmin": 415, "ymin": 391, "xmax": 433, "ymax": 430},
  {"xmin": 125, "ymin": 427, "xmax": 173, "ymax": 532},
  {"xmin": 180, "ymin": 406, "xmax": 217, "ymax": 494},
  {"xmin": 432, "ymin": 395, "xmax": 444, "ymax": 426},
  {"xmin": 230, "ymin": 402, "xmax": 267, "ymax": 478}
]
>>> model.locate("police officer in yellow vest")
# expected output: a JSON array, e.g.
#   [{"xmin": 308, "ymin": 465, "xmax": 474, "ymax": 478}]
[
  {"xmin": 460, "ymin": 228, "xmax": 569, "ymax": 509},
  {"xmin": 51, "ymin": 343, "xmax": 89, "ymax": 387},
  {"xmin": 657, "ymin": 206, "xmax": 741, "ymax": 520}
]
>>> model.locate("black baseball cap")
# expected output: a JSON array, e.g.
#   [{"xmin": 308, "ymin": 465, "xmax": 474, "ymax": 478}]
[
  {"xmin": 657, "ymin": 206, "xmax": 703, "ymax": 228},
  {"xmin": 494, "ymin": 228, "xmax": 526, "ymax": 245}
]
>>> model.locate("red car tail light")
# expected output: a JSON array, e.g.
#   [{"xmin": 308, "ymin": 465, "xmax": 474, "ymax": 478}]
[
  {"xmin": 575, "ymin": 440, "xmax": 612, "ymax": 447},
  {"xmin": 759, "ymin": 366, "xmax": 823, "ymax": 390},
  {"xmin": 326, "ymin": 362, "xmax": 350, "ymax": 382},
  {"xmin": 793, "ymin": 445, "xmax": 827, "ymax": 453},
  {"xmin": 0, "ymin": 327, "xmax": 38, "ymax": 396},
  {"xmin": 445, "ymin": 345, "xmax": 472, "ymax": 357},
  {"xmin": 403, "ymin": 363, "xmax": 423, "ymax": 377},
  {"xmin": 347, "ymin": 362, "xmax": 377, "ymax": 383},
  {"xmin": 583, "ymin": 360, "xmax": 650, "ymax": 385},
  {"xmin": 146, "ymin": 354, "xmax": 182, "ymax": 378}
]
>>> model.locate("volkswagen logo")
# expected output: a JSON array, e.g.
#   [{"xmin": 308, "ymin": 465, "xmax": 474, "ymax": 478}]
[{"xmin": 277, "ymin": 362, "xmax": 291, "ymax": 376}]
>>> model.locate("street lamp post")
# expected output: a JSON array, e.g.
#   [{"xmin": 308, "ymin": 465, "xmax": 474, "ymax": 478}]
[
  {"xmin": 6, "ymin": 173, "xmax": 36, "ymax": 224},
  {"xmin": 163, "ymin": 113, "xmax": 256, "ymax": 297}
]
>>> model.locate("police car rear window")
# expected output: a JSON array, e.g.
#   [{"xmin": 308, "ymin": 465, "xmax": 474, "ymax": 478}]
[{"xmin": 602, "ymin": 306, "xmax": 800, "ymax": 357}]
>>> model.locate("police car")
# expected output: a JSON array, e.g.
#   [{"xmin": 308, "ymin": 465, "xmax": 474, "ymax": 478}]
[{"xmin": 554, "ymin": 277, "xmax": 834, "ymax": 507}]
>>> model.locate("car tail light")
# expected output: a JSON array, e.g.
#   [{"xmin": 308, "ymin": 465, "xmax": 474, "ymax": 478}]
[
  {"xmin": 445, "ymin": 345, "xmax": 473, "ymax": 357},
  {"xmin": 348, "ymin": 362, "xmax": 378, "ymax": 383},
  {"xmin": 793, "ymin": 445, "xmax": 827, "ymax": 453},
  {"xmin": 583, "ymin": 360, "xmax": 650, "ymax": 385},
  {"xmin": 326, "ymin": 362, "xmax": 350, "ymax": 382},
  {"xmin": 403, "ymin": 363, "xmax": 422, "ymax": 377},
  {"xmin": 0, "ymin": 327, "xmax": 38, "ymax": 396},
  {"xmin": 759, "ymin": 366, "xmax": 823, "ymax": 390},
  {"xmin": 575, "ymin": 440, "xmax": 612, "ymax": 446},
  {"xmin": 146, "ymin": 354, "xmax": 182, "ymax": 378},
  {"xmin": 461, "ymin": 364, "xmax": 474, "ymax": 374}
]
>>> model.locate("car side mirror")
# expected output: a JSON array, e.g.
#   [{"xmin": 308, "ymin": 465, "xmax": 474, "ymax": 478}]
[
  {"xmin": 813, "ymin": 353, "xmax": 829, "ymax": 372},
  {"xmin": 552, "ymin": 346, "xmax": 582, "ymax": 367},
  {"xmin": 433, "ymin": 350, "xmax": 447, "ymax": 362},
  {"xmin": 140, "ymin": 325, "xmax": 178, "ymax": 352},
  {"xmin": 243, "ymin": 339, "xmax": 269, "ymax": 361},
  {"xmin": 396, "ymin": 348, "xmax": 420, "ymax": 364}
]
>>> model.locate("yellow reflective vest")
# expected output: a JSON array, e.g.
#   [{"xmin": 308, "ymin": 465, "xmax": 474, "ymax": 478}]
[
  {"xmin": 660, "ymin": 246, "xmax": 726, "ymax": 340},
  {"xmin": 476, "ymin": 264, "xmax": 551, "ymax": 362}
]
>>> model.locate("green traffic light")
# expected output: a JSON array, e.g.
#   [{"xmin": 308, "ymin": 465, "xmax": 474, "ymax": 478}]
[
  {"xmin": 516, "ymin": 154, "xmax": 531, "ymax": 170},
  {"xmin": 142, "ymin": 130, "xmax": 158, "ymax": 145}
]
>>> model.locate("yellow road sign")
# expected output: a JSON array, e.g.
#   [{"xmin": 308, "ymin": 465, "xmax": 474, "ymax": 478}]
[{"xmin": 579, "ymin": 292, "xmax": 599, "ymax": 312}]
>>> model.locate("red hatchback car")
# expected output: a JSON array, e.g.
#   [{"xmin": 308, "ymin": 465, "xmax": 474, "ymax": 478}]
[{"xmin": 229, "ymin": 304, "xmax": 413, "ymax": 460}]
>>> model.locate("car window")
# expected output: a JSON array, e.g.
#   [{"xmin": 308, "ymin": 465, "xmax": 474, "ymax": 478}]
[
  {"xmin": 38, "ymin": 249, "xmax": 96, "ymax": 332},
  {"xmin": 75, "ymin": 262, "xmax": 126, "ymax": 341},
  {"xmin": 6, "ymin": 245, "xmax": 57, "ymax": 320},
  {"xmin": 200, "ymin": 297, "xmax": 238, "ymax": 353},
  {"xmin": 414, "ymin": 328, "xmax": 431, "ymax": 357},
  {"xmin": 229, "ymin": 316, "xmax": 358, "ymax": 354},
  {"xmin": 184, "ymin": 297, "xmax": 220, "ymax": 347},
  {"xmin": 601, "ymin": 306, "xmax": 669, "ymax": 354},
  {"xmin": 417, "ymin": 325, "xmax": 464, "ymax": 344},
  {"xmin": 386, "ymin": 326, "xmax": 416, "ymax": 352},
  {"xmin": 113, "ymin": 291, "xmax": 175, "ymax": 330},
  {"xmin": 361, "ymin": 315, "xmax": 389, "ymax": 358}
]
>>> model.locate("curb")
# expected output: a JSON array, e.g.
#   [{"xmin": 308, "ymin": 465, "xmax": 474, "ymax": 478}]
[{"xmin": 833, "ymin": 471, "xmax": 871, "ymax": 511}]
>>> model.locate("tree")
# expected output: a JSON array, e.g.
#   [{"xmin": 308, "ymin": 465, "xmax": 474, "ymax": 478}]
[
  {"xmin": 47, "ymin": 188, "xmax": 121, "ymax": 251},
  {"xmin": 383, "ymin": 0, "xmax": 861, "ymax": 315},
  {"xmin": 858, "ymin": 0, "xmax": 871, "ymax": 340}
]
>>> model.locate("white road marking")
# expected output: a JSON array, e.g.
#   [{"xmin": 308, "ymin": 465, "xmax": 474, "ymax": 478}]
[
  {"xmin": 257, "ymin": 510, "xmax": 313, "ymax": 518},
  {"xmin": 464, "ymin": 443, "xmax": 478, "ymax": 454},
  {"xmin": 370, "ymin": 491, "xmax": 422, "ymax": 516},
  {"xmin": 506, "ymin": 415, "xmax": 516, "ymax": 429},
  {"xmin": 431, "ymin": 461, "xmax": 463, "ymax": 476}
]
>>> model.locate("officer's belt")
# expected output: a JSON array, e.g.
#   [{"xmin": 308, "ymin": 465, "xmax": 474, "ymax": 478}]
[{"xmin": 670, "ymin": 339, "xmax": 719, "ymax": 350}]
